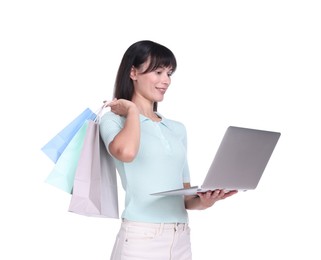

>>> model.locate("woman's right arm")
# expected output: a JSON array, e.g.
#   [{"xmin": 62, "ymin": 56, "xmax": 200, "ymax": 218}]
[{"xmin": 107, "ymin": 99, "xmax": 140, "ymax": 162}]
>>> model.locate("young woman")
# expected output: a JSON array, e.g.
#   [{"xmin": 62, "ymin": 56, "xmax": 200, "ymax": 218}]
[{"xmin": 100, "ymin": 40, "xmax": 237, "ymax": 260}]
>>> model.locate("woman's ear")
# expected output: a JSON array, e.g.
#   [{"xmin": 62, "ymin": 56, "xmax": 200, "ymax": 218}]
[{"xmin": 130, "ymin": 66, "xmax": 137, "ymax": 80}]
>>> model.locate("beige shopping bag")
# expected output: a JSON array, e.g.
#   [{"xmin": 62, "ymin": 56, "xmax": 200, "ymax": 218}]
[{"xmin": 68, "ymin": 119, "xmax": 119, "ymax": 218}]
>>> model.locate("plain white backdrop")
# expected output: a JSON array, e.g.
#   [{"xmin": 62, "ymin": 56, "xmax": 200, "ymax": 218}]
[{"xmin": 1, "ymin": 0, "xmax": 320, "ymax": 259}]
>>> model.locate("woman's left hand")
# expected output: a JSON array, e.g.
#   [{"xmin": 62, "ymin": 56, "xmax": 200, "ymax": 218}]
[{"xmin": 197, "ymin": 189, "xmax": 238, "ymax": 209}]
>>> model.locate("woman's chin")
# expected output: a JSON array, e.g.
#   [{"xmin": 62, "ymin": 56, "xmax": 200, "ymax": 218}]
[{"xmin": 155, "ymin": 95, "xmax": 165, "ymax": 102}]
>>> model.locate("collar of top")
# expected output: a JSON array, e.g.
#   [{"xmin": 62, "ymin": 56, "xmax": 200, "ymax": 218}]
[{"xmin": 139, "ymin": 112, "xmax": 169, "ymax": 128}]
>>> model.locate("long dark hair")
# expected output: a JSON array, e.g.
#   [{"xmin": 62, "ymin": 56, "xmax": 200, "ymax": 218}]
[{"xmin": 114, "ymin": 40, "xmax": 177, "ymax": 111}]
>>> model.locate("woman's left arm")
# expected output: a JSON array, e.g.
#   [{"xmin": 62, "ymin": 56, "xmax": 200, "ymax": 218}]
[{"xmin": 183, "ymin": 183, "xmax": 238, "ymax": 210}]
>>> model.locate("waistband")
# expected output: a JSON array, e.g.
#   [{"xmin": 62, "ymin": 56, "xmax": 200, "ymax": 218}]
[{"xmin": 122, "ymin": 219, "xmax": 188, "ymax": 231}]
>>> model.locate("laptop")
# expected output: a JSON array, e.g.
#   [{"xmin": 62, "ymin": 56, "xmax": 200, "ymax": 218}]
[{"xmin": 151, "ymin": 126, "xmax": 281, "ymax": 196}]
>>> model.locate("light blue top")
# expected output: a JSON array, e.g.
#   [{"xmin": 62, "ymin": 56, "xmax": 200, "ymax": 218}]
[{"xmin": 99, "ymin": 111, "xmax": 190, "ymax": 223}]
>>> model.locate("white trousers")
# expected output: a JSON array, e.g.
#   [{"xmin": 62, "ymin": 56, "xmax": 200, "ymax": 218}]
[{"xmin": 110, "ymin": 220, "xmax": 192, "ymax": 260}]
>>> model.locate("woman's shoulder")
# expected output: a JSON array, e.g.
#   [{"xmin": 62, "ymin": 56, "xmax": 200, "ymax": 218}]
[{"xmin": 100, "ymin": 111, "xmax": 125, "ymax": 125}]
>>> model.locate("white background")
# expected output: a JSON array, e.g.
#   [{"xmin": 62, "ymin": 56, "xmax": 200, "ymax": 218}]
[{"xmin": 1, "ymin": 0, "xmax": 320, "ymax": 259}]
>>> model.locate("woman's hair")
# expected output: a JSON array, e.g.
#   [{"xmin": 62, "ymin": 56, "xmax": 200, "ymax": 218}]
[{"xmin": 114, "ymin": 40, "xmax": 177, "ymax": 111}]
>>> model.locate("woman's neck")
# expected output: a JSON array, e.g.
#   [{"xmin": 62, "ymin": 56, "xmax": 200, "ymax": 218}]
[
  {"xmin": 132, "ymin": 96, "xmax": 161, "ymax": 121},
  {"xmin": 136, "ymin": 103, "xmax": 161, "ymax": 121}
]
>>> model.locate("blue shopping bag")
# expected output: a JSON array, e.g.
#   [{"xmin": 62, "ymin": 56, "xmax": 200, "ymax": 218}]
[
  {"xmin": 41, "ymin": 108, "xmax": 96, "ymax": 163},
  {"xmin": 45, "ymin": 121, "xmax": 89, "ymax": 193}
]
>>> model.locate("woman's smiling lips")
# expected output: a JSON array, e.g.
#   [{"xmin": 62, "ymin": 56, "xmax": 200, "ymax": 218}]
[{"xmin": 156, "ymin": 87, "xmax": 167, "ymax": 94}]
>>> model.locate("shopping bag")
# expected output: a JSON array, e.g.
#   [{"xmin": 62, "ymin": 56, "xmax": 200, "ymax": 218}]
[
  {"xmin": 44, "ymin": 121, "xmax": 89, "ymax": 193},
  {"xmin": 41, "ymin": 108, "xmax": 96, "ymax": 163},
  {"xmin": 68, "ymin": 119, "xmax": 119, "ymax": 218}
]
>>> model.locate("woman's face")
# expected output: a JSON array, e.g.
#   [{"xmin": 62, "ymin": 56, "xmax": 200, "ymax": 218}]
[{"xmin": 130, "ymin": 60, "xmax": 173, "ymax": 104}]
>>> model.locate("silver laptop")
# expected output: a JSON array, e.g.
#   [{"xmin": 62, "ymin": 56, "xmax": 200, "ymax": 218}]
[{"xmin": 151, "ymin": 126, "xmax": 281, "ymax": 196}]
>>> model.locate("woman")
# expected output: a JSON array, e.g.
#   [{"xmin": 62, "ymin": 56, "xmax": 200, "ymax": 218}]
[{"xmin": 100, "ymin": 40, "xmax": 237, "ymax": 260}]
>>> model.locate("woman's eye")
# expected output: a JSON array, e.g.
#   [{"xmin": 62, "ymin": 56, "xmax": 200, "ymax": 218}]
[{"xmin": 154, "ymin": 69, "xmax": 172, "ymax": 76}]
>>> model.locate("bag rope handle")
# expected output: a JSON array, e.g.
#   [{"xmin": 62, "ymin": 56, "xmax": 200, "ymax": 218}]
[{"xmin": 93, "ymin": 100, "xmax": 113, "ymax": 123}]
